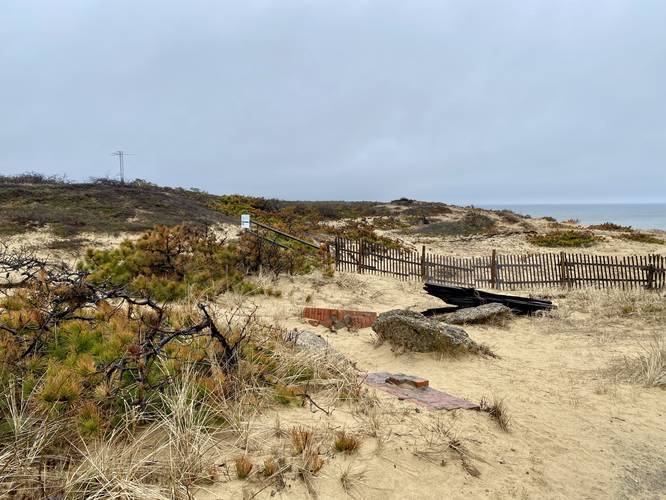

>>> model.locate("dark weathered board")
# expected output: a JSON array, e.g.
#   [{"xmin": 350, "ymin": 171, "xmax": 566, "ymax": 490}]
[{"xmin": 423, "ymin": 282, "xmax": 554, "ymax": 314}]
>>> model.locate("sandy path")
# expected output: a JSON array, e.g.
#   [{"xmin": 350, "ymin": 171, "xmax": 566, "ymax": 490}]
[{"xmin": 202, "ymin": 272, "xmax": 665, "ymax": 499}]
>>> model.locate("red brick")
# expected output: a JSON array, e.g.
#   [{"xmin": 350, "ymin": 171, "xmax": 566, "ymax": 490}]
[{"xmin": 386, "ymin": 374, "xmax": 429, "ymax": 388}]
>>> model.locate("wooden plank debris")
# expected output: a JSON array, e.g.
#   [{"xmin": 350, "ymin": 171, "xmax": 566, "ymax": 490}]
[{"xmin": 423, "ymin": 282, "xmax": 554, "ymax": 315}]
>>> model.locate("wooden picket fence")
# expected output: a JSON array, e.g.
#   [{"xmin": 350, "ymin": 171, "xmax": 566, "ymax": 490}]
[{"xmin": 332, "ymin": 237, "xmax": 666, "ymax": 290}]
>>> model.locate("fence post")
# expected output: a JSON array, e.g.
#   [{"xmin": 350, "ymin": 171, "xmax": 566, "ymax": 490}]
[
  {"xmin": 646, "ymin": 259, "xmax": 656, "ymax": 290},
  {"xmin": 559, "ymin": 251, "xmax": 568, "ymax": 288},
  {"xmin": 334, "ymin": 238, "xmax": 340, "ymax": 271},
  {"xmin": 420, "ymin": 245, "xmax": 427, "ymax": 281},
  {"xmin": 357, "ymin": 240, "xmax": 364, "ymax": 274},
  {"xmin": 490, "ymin": 249, "xmax": 498, "ymax": 289}
]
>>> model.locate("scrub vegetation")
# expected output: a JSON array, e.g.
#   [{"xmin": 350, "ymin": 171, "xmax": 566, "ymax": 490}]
[
  {"xmin": 527, "ymin": 230, "xmax": 601, "ymax": 248},
  {"xmin": 0, "ymin": 226, "xmax": 361, "ymax": 498}
]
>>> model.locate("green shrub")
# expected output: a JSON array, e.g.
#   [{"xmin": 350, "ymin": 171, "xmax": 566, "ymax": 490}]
[
  {"xmin": 82, "ymin": 225, "xmax": 257, "ymax": 300},
  {"xmin": 417, "ymin": 212, "xmax": 496, "ymax": 237},
  {"xmin": 236, "ymin": 231, "xmax": 323, "ymax": 276},
  {"xmin": 326, "ymin": 220, "xmax": 407, "ymax": 249},
  {"xmin": 589, "ymin": 222, "xmax": 633, "ymax": 231},
  {"xmin": 494, "ymin": 209, "xmax": 523, "ymax": 224},
  {"xmin": 527, "ymin": 230, "xmax": 601, "ymax": 247},
  {"xmin": 619, "ymin": 232, "xmax": 663, "ymax": 245}
]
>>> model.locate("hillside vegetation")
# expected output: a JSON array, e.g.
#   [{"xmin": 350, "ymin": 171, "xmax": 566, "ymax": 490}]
[
  {"xmin": 2, "ymin": 174, "xmax": 663, "ymax": 253},
  {"xmin": 0, "ymin": 175, "xmax": 231, "ymax": 237}
]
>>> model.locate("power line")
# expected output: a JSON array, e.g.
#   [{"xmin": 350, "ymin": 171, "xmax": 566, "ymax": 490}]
[{"xmin": 111, "ymin": 150, "xmax": 134, "ymax": 184}]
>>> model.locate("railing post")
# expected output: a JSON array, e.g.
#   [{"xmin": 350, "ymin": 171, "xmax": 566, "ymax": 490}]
[
  {"xmin": 490, "ymin": 249, "xmax": 498, "ymax": 289},
  {"xmin": 420, "ymin": 245, "xmax": 427, "ymax": 281}
]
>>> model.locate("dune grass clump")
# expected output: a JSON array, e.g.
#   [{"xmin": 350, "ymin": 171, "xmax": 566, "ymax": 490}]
[
  {"xmin": 527, "ymin": 230, "xmax": 600, "ymax": 247},
  {"xmin": 334, "ymin": 431, "xmax": 360, "ymax": 454},
  {"xmin": 479, "ymin": 396, "xmax": 512, "ymax": 432},
  {"xmin": 303, "ymin": 448, "xmax": 325, "ymax": 475},
  {"xmin": 340, "ymin": 464, "xmax": 368, "ymax": 496},
  {"xmin": 262, "ymin": 457, "xmax": 279, "ymax": 477},
  {"xmin": 552, "ymin": 288, "xmax": 666, "ymax": 324},
  {"xmin": 234, "ymin": 456, "xmax": 253, "ymax": 479},
  {"xmin": 290, "ymin": 427, "xmax": 312, "ymax": 455},
  {"xmin": 612, "ymin": 337, "xmax": 666, "ymax": 388},
  {"xmin": 413, "ymin": 417, "xmax": 481, "ymax": 478}
]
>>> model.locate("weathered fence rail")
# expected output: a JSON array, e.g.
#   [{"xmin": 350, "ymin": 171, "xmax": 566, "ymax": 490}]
[{"xmin": 333, "ymin": 237, "xmax": 666, "ymax": 290}]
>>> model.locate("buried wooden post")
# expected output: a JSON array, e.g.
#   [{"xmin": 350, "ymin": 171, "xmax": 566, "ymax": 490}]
[
  {"xmin": 490, "ymin": 249, "xmax": 498, "ymax": 289},
  {"xmin": 420, "ymin": 245, "xmax": 427, "ymax": 281}
]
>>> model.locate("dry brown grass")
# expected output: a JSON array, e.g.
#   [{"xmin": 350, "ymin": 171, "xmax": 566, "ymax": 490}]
[
  {"xmin": 334, "ymin": 431, "xmax": 361, "ymax": 454},
  {"xmin": 479, "ymin": 396, "xmax": 512, "ymax": 432},
  {"xmin": 339, "ymin": 464, "xmax": 368, "ymax": 498},
  {"xmin": 234, "ymin": 456, "xmax": 253, "ymax": 479},
  {"xmin": 290, "ymin": 427, "xmax": 313, "ymax": 455},
  {"xmin": 262, "ymin": 457, "xmax": 278, "ymax": 477},
  {"xmin": 611, "ymin": 336, "xmax": 666, "ymax": 388},
  {"xmin": 0, "ymin": 379, "xmax": 63, "ymax": 498},
  {"xmin": 543, "ymin": 288, "xmax": 666, "ymax": 332},
  {"xmin": 413, "ymin": 417, "xmax": 482, "ymax": 478},
  {"xmin": 303, "ymin": 448, "xmax": 325, "ymax": 475},
  {"xmin": 64, "ymin": 434, "xmax": 169, "ymax": 500}
]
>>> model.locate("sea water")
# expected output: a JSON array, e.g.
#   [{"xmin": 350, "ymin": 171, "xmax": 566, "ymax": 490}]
[{"xmin": 481, "ymin": 204, "xmax": 666, "ymax": 231}]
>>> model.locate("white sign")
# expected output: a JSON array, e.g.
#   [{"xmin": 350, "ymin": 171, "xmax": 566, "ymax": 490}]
[{"xmin": 241, "ymin": 214, "xmax": 251, "ymax": 229}]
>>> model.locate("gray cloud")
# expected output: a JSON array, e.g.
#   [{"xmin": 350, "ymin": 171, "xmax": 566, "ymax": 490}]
[{"xmin": 1, "ymin": 0, "xmax": 665, "ymax": 203}]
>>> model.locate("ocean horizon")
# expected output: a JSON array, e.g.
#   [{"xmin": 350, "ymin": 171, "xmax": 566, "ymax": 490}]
[{"xmin": 481, "ymin": 203, "xmax": 666, "ymax": 231}]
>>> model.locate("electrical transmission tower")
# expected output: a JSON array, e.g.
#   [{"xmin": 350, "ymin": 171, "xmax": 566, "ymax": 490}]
[{"xmin": 111, "ymin": 150, "xmax": 133, "ymax": 184}]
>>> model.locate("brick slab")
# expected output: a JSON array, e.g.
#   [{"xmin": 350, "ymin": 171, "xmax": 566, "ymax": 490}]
[
  {"xmin": 302, "ymin": 307, "xmax": 377, "ymax": 329},
  {"xmin": 364, "ymin": 372, "xmax": 479, "ymax": 411}
]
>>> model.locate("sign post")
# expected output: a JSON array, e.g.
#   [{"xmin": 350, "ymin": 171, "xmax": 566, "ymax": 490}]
[{"xmin": 241, "ymin": 214, "xmax": 251, "ymax": 230}]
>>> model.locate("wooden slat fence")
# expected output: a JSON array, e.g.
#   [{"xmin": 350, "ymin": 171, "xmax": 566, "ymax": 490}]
[{"xmin": 333, "ymin": 237, "xmax": 666, "ymax": 290}]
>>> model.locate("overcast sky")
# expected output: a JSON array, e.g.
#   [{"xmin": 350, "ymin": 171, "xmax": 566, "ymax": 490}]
[{"xmin": 1, "ymin": 1, "xmax": 665, "ymax": 204}]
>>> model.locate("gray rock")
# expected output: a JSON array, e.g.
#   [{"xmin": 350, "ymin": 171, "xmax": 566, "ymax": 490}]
[
  {"xmin": 440, "ymin": 303, "xmax": 513, "ymax": 325},
  {"xmin": 372, "ymin": 309, "xmax": 492, "ymax": 356},
  {"xmin": 283, "ymin": 329, "xmax": 354, "ymax": 365},
  {"xmin": 284, "ymin": 330, "xmax": 328, "ymax": 349}
]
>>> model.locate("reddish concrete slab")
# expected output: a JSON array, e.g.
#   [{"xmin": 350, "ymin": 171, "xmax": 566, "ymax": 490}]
[
  {"xmin": 364, "ymin": 372, "xmax": 479, "ymax": 411},
  {"xmin": 302, "ymin": 307, "xmax": 377, "ymax": 330}
]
